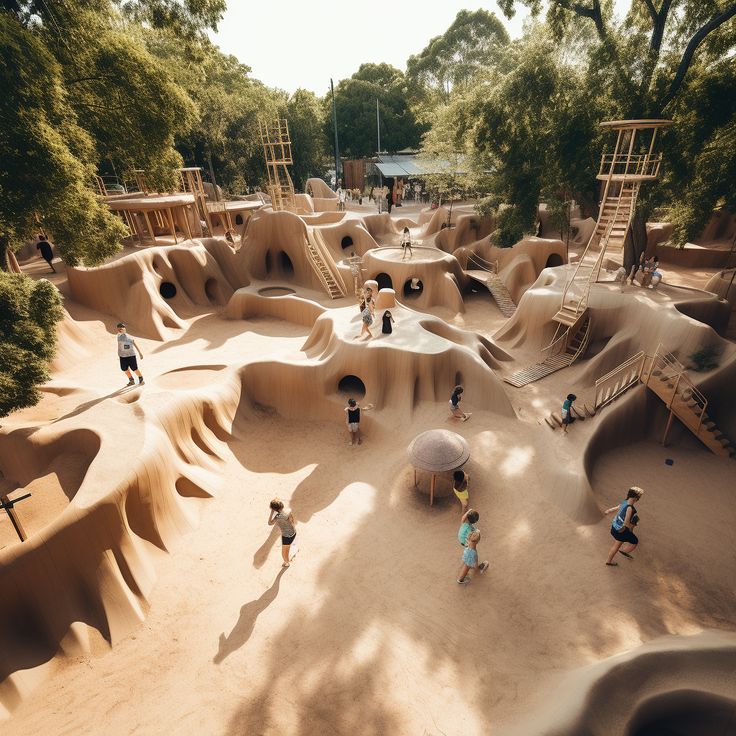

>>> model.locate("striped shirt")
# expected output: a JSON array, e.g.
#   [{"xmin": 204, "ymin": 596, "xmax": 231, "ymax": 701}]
[{"xmin": 274, "ymin": 510, "xmax": 295, "ymax": 537}]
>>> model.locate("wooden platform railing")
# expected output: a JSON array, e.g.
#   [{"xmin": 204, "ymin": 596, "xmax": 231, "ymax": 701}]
[{"xmin": 594, "ymin": 351, "xmax": 649, "ymax": 410}]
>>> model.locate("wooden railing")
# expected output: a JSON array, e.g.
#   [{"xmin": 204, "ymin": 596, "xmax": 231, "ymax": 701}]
[
  {"xmin": 594, "ymin": 351, "xmax": 649, "ymax": 410},
  {"xmin": 466, "ymin": 252, "xmax": 498, "ymax": 273},
  {"xmin": 598, "ymin": 152, "xmax": 663, "ymax": 178},
  {"xmin": 645, "ymin": 345, "xmax": 708, "ymax": 435}
]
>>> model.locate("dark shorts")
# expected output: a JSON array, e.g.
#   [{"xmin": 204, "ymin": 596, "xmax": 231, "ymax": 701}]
[
  {"xmin": 120, "ymin": 355, "xmax": 138, "ymax": 372},
  {"xmin": 282, "ymin": 532, "xmax": 296, "ymax": 546},
  {"xmin": 611, "ymin": 526, "xmax": 638, "ymax": 545},
  {"xmin": 562, "ymin": 415, "xmax": 574, "ymax": 425}
]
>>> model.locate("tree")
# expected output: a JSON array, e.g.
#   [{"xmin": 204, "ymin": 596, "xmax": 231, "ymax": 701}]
[
  {"xmin": 0, "ymin": 272, "xmax": 63, "ymax": 417},
  {"xmin": 0, "ymin": 12, "xmax": 127, "ymax": 268},
  {"xmin": 326, "ymin": 64, "xmax": 425, "ymax": 159},
  {"xmin": 498, "ymin": 1, "xmax": 736, "ymax": 251},
  {"xmin": 407, "ymin": 9, "xmax": 510, "ymax": 102},
  {"xmin": 285, "ymin": 89, "xmax": 329, "ymax": 191}
]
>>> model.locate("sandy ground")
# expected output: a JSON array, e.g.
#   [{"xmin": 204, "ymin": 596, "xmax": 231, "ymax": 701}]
[{"xmin": 3, "ymin": 211, "xmax": 736, "ymax": 735}]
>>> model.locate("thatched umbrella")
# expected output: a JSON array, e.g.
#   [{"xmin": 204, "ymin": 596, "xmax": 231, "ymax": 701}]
[{"xmin": 407, "ymin": 429, "xmax": 470, "ymax": 506}]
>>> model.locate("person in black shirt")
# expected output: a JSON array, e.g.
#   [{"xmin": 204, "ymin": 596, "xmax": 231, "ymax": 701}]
[
  {"xmin": 36, "ymin": 235, "xmax": 56, "ymax": 272},
  {"xmin": 345, "ymin": 398, "xmax": 362, "ymax": 446}
]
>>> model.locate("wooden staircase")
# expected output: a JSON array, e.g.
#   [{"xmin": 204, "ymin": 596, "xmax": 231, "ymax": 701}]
[
  {"xmin": 504, "ymin": 312, "xmax": 591, "ymax": 387},
  {"xmin": 553, "ymin": 182, "xmax": 639, "ymax": 327},
  {"xmin": 593, "ymin": 346, "xmax": 735, "ymax": 458},
  {"xmin": 464, "ymin": 253, "xmax": 517, "ymax": 317},
  {"xmin": 305, "ymin": 228, "xmax": 347, "ymax": 299}
]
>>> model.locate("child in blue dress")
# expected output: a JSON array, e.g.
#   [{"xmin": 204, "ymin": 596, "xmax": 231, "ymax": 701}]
[{"xmin": 457, "ymin": 529, "xmax": 489, "ymax": 584}]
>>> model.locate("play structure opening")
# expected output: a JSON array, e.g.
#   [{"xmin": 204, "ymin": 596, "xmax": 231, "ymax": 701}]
[
  {"xmin": 235, "ymin": 214, "xmax": 243, "ymax": 226},
  {"xmin": 545, "ymin": 253, "xmax": 564, "ymax": 268},
  {"xmin": 403, "ymin": 278, "xmax": 423, "ymax": 298},
  {"xmin": 376, "ymin": 273, "xmax": 393, "ymax": 290},
  {"xmin": 159, "ymin": 282, "xmax": 177, "ymax": 299},
  {"xmin": 338, "ymin": 375, "xmax": 366, "ymax": 398},
  {"xmin": 341, "ymin": 235, "xmax": 354, "ymax": 250},
  {"xmin": 278, "ymin": 251, "xmax": 294, "ymax": 276},
  {"xmin": 204, "ymin": 278, "xmax": 219, "ymax": 303}
]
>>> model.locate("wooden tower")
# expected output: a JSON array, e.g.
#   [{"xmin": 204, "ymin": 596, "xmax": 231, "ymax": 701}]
[
  {"xmin": 505, "ymin": 119, "xmax": 671, "ymax": 388},
  {"xmin": 179, "ymin": 166, "xmax": 213, "ymax": 234},
  {"xmin": 259, "ymin": 118, "xmax": 296, "ymax": 212}
]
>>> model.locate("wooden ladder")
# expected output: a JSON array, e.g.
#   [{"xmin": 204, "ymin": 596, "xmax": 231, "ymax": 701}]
[
  {"xmin": 305, "ymin": 229, "xmax": 346, "ymax": 299},
  {"xmin": 504, "ymin": 313, "xmax": 591, "ymax": 387}
]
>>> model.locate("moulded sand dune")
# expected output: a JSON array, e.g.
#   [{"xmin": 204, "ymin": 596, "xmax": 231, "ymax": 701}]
[{"xmin": 2, "ymin": 199, "xmax": 736, "ymax": 734}]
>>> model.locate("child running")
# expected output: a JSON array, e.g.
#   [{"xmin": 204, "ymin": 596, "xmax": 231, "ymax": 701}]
[
  {"xmin": 457, "ymin": 530, "xmax": 489, "ymax": 584},
  {"xmin": 116, "ymin": 323, "xmax": 144, "ymax": 386}
]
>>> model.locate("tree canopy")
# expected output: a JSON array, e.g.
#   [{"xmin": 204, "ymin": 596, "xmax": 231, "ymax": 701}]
[
  {"xmin": 326, "ymin": 63, "xmax": 425, "ymax": 159},
  {"xmin": 407, "ymin": 9, "xmax": 510, "ymax": 102}
]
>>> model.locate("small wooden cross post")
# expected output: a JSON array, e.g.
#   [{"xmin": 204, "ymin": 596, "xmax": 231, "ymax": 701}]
[{"xmin": 0, "ymin": 493, "xmax": 32, "ymax": 542}]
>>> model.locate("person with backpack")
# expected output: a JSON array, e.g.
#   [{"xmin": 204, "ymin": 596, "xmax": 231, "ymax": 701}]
[{"xmin": 604, "ymin": 486, "xmax": 644, "ymax": 566}]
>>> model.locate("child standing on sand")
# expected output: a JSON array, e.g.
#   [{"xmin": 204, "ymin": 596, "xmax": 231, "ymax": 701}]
[
  {"xmin": 268, "ymin": 499, "xmax": 297, "ymax": 567},
  {"xmin": 452, "ymin": 469, "xmax": 470, "ymax": 513},
  {"xmin": 345, "ymin": 398, "xmax": 362, "ymax": 446},
  {"xmin": 457, "ymin": 530, "xmax": 489, "ymax": 584},
  {"xmin": 116, "ymin": 323, "xmax": 144, "ymax": 386}
]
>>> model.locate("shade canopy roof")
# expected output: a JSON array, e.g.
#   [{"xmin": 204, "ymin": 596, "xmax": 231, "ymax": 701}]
[
  {"xmin": 407, "ymin": 429, "xmax": 470, "ymax": 472},
  {"xmin": 375, "ymin": 154, "xmax": 467, "ymax": 178}
]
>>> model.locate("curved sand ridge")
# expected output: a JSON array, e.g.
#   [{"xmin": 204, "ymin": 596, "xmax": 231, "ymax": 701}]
[{"xmin": 2, "ymin": 204, "xmax": 736, "ymax": 732}]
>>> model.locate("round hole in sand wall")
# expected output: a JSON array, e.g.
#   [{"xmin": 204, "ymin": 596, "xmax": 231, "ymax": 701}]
[
  {"xmin": 375, "ymin": 273, "xmax": 393, "ymax": 290},
  {"xmin": 159, "ymin": 281, "xmax": 177, "ymax": 299},
  {"xmin": 338, "ymin": 375, "xmax": 366, "ymax": 399},
  {"xmin": 403, "ymin": 278, "xmax": 423, "ymax": 298},
  {"xmin": 341, "ymin": 235, "xmax": 354, "ymax": 249},
  {"xmin": 545, "ymin": 253, "xmax": 564, "ymax": 268},
  {"xmin": 235, "ymin": 214, "xmax": 243, "ymax": 226},
  {"xmin": 278, "ymin": 251, "xmax": 294, "ymax": 275}
]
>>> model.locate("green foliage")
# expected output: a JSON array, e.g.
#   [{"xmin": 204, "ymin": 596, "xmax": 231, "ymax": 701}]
[
  {"xmin": 117, "ymin": 0, "xmax": 226, "ymax": 39},
  {"xmin": 407, "ymin": 9, "xmax": 510, "ymax": 101},
  {"xmin": 0, "ymin": 12, "xmax": 127, "ymax": 266},
  {"xmin": 0, "ymin": 272, "xmax": 63, "ymax": 417},
  {"xmin": 286, "ymin": 89, "xmax": 329, "ymax": 191},
  {"xmin": 688, "ymin": 345, "xmax": 719, "ymax": 372},
  {"xmin": 326, "ymin": 64, "xmax": 425, "ymax": 159}
]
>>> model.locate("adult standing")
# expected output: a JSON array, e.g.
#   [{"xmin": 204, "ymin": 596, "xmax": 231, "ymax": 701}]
[
  {"xmin": 268, "ymin": 499, "xmax": 297, "ymax": 567},
  {"xmin": 604, "ymin": 487, "xmax": 644, "ymax": 566}
]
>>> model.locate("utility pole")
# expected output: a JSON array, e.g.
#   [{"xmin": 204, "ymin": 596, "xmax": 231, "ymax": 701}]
[
  {"xmin": 330, "ymin": 78, "xmax": 340, "ymax": 189},
  {"xmin": 376, "ymin": 98, "xmax": 381, "ymax": 155}
]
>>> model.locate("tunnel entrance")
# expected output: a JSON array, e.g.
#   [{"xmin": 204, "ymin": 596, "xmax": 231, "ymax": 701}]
[
  {"xmin": 403, "ymin": 278, "xmax": 423, "ymax": 298},
  {"xmin": 159, "ymin": 282, "xmax": 177, "ymax": 299},
  {"xmin": 376, "ymin": 273, "xmax": 393, "ymax": 290},
  {"xmin": 338, "ymin": 375, "xmax": 366, "ymax": 399},
  {"xmin": 341, "ymin": 235, "xmax": 354, "ymax": 250},
  {"xmin": 545, "ymin": 253, "xmax": 564, "ymax": 268}
]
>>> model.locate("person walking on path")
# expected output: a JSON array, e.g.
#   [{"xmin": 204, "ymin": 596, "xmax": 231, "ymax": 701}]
[
  {"xmin": 561, "ymin": 393, "xmax": 577, "ymax": 433},
  {"xmin": 268, "ymin": 499, "xmax": 297, "ymax": 567},
  {"xmin": 457, "ymin": 530, "xmax": 489, "ymax": 584},
  {"xmin": 36, "ymin": 235, "xmax": 56, "ymax": 273},
  {"xmin": 604, "ymin": 487, "xmax": 644, "ymax": 566},
  {"xmin": 453, "ymin": 469, "xmax": 470, "ymax": 514},
  {"xmin": 345, "ymin": 398, "xmax": 363, "ymax": 446},
  {"xmin": 116, "ymin": 323, "xmax": 144, "ymax": 386},
  {"xmin": 449, "ymin": 385, "xmax": 471, "ymax": 421}
]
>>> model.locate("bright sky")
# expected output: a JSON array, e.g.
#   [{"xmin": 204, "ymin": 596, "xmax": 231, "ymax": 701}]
[{"xmin": 210, "ymin": 1, "xmax": 533, "ymax": 95}]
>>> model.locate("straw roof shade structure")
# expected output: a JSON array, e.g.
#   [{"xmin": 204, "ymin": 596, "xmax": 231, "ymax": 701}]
[{"xmin": 408, "ymin": 429, "xmax": 470, "ymax": 506}]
